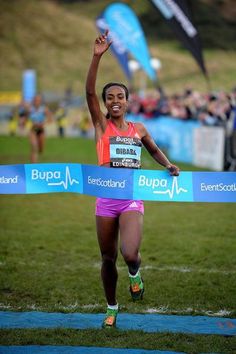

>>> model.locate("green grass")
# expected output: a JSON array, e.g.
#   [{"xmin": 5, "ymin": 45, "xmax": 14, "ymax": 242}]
[
  {"xmin": 1, "ymin": 329, "xmax": 236, "ymax": 353},
  {"xmin": 0, "ymin": 135, "xmax": 236, "ymax": 352}
]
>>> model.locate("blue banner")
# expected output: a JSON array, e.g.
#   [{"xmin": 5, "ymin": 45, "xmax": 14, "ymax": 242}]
[
  {"xmin": 82, "ymin": 164, "xmax": 133, "ymax": 199},
  {"xmin": 193, "ymin": 172, "xmax": 236, "ymax": 203},
  {"xmin": 0, "ymin": 164, "xmax": 235, "ymax": 203},
  {"xmin": 133, "ymin": 170, "xmax": 193, "ymax": 202},
  {"xmin": 0, "ymin": 164, "xmax": 26, "ymax": 194},
  {"xmin": 22, "ymin": 69, "xmax": 36, "ymax": 103},
  {"xmin": 103, "ymin": 3, "xmax": 156, "ymax": 81},
  {"xmin": 24, "ymin": 163, "xmax": 83, "ymax": 194}
]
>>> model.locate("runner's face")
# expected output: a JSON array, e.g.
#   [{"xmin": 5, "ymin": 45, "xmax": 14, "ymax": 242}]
[
  {"xmin": 33, "ymin": 95, "xmax": 42, "ymax": 107},
  {"xmin": 105, "ymin": 86, "xmax": 128, "ymax": 118}
]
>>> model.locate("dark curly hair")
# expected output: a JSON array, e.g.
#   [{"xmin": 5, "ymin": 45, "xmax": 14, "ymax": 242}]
[{"xmin": 102, "ymin": 82, "xmax": 129, "ymax": 103}]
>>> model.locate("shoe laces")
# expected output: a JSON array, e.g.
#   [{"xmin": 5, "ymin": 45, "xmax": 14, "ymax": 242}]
[{"xmin": 130, "ymin": 274, "xmax": 143, "ymax": 292}]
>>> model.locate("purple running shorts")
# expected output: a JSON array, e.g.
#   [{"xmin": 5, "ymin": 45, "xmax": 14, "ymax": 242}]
[{"xmin": 95, "ymin": 198, "xmax": 144, "ymax": 217}]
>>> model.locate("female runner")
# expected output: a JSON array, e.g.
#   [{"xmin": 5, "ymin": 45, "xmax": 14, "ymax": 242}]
[
  {"xmin": 86, "ymin": 30, "xmax": 180, "ymax": 328},
  {"xmin": 28, "ymin": 94, "xmax": 52, "ymax": 163}
]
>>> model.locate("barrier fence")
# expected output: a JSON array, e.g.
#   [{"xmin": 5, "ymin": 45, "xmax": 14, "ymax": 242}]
[{"xmin": 128, "ymin": 114, "xmax": 225, "ymax": 171}]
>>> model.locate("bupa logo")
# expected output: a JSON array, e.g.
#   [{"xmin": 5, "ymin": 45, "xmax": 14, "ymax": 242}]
[
  {"xmin": 31, "ymin": 167, "xmax": 79, "ymax": 189},
  {"xmin": 25, "ymin": 163, "xmax": 83, "ymax": 194},
  {"xmin": 138, "ymin": 175, "xmax": 187, "ymax": 199},
  {"xmin": 133, "ymin": 170, "xmax": 193, "ymax": 202}
]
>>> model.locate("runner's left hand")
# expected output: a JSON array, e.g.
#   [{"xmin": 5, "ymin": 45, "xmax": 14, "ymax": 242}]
[{"xmin": 166, "ymin": 164, "xmax": 180, "ymax": 176}]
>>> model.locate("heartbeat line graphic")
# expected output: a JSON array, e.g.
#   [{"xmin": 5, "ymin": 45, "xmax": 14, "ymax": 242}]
[
  {"xmin": 153, "ymin": 177, "xmax": 188, "ymax": 199},
  {"xmin": 48, "ymin": 166, "xmax": 79, "ymax": 190}
]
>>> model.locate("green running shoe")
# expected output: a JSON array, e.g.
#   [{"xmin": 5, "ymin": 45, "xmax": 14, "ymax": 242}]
[
  {"xmin": 129, "ymin": 273, "xmax": 144, "ymax": 301},
  {"xmin": 102, "ymin": 307, "xmax": 118, "ymax": 328}
]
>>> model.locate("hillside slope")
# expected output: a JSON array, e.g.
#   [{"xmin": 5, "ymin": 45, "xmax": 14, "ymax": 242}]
[
  {"xmin": 0, "ymin": 0, "xmax": 235, "ymax": 95},
  {"xmin": 0, "ymin": 0, "xmax": 97, "ymax": 93}
]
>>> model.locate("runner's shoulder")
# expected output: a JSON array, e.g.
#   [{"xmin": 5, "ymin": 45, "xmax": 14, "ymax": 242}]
[{"xmin": 133, "ymin": 121, "xmax": 148, "ymax": 138}]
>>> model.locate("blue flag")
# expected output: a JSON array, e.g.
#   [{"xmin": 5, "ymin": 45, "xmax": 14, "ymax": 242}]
[
  {"xmin": 103, "ymin": 2, "xmax": 156, "ymax": 81},
  {"xmin": 96, "ymin": 13, "xmax": 132, "ymax": 80}
]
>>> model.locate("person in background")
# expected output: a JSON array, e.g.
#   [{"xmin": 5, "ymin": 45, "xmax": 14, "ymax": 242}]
[
  {"xmin": 85, "ymin": 30, "xmax": 180, "ymax": 328},
  {"xmin": 28, "ymin": 94, "xmax": 52, "ymax": 163},
  {"xmin": 55, "ymin": 101, "xmax": 67, "ymax": 138},
  {"xmin": 7, "ymin": 108, "xmax": 18, "ymax": 136}
]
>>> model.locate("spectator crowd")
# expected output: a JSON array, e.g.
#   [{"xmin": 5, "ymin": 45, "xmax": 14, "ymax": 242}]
[
  {"xmin": 127, "ymin": 86, "xmax": 236, "ymax": 171},
  {"xmin": 127, "ymin": 86, "xmax": 236, "ymax": 127},
  {"xmin": 4, "ymin": 85, "xmax": 236, "ymax": 170}
]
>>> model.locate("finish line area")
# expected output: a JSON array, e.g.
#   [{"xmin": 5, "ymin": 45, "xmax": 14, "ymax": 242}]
[
  {"xmin": 1, "ymin": 164, "xmax": 235, "ymax": 353},
  {"xmin": 1, "ymin": 311, "xmax": 235, "ymax": 335},
  {"xmin": 1, "ymin": 311, "xmax": 235, "ymax": 354}
]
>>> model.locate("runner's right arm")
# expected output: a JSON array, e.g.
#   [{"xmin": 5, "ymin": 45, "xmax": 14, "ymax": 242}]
[{"xmin": 85, "ymin": 30, "xmax": 112, "ymax": 133}]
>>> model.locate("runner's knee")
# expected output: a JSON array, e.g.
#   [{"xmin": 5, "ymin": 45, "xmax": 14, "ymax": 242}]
[
  {"xmin": 101, "ymin": 253, "xmax": 117, "ymax": 267},
  {"xmin": 121, "ymin": 249, "xmax": 139, "ymax": 265}
]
